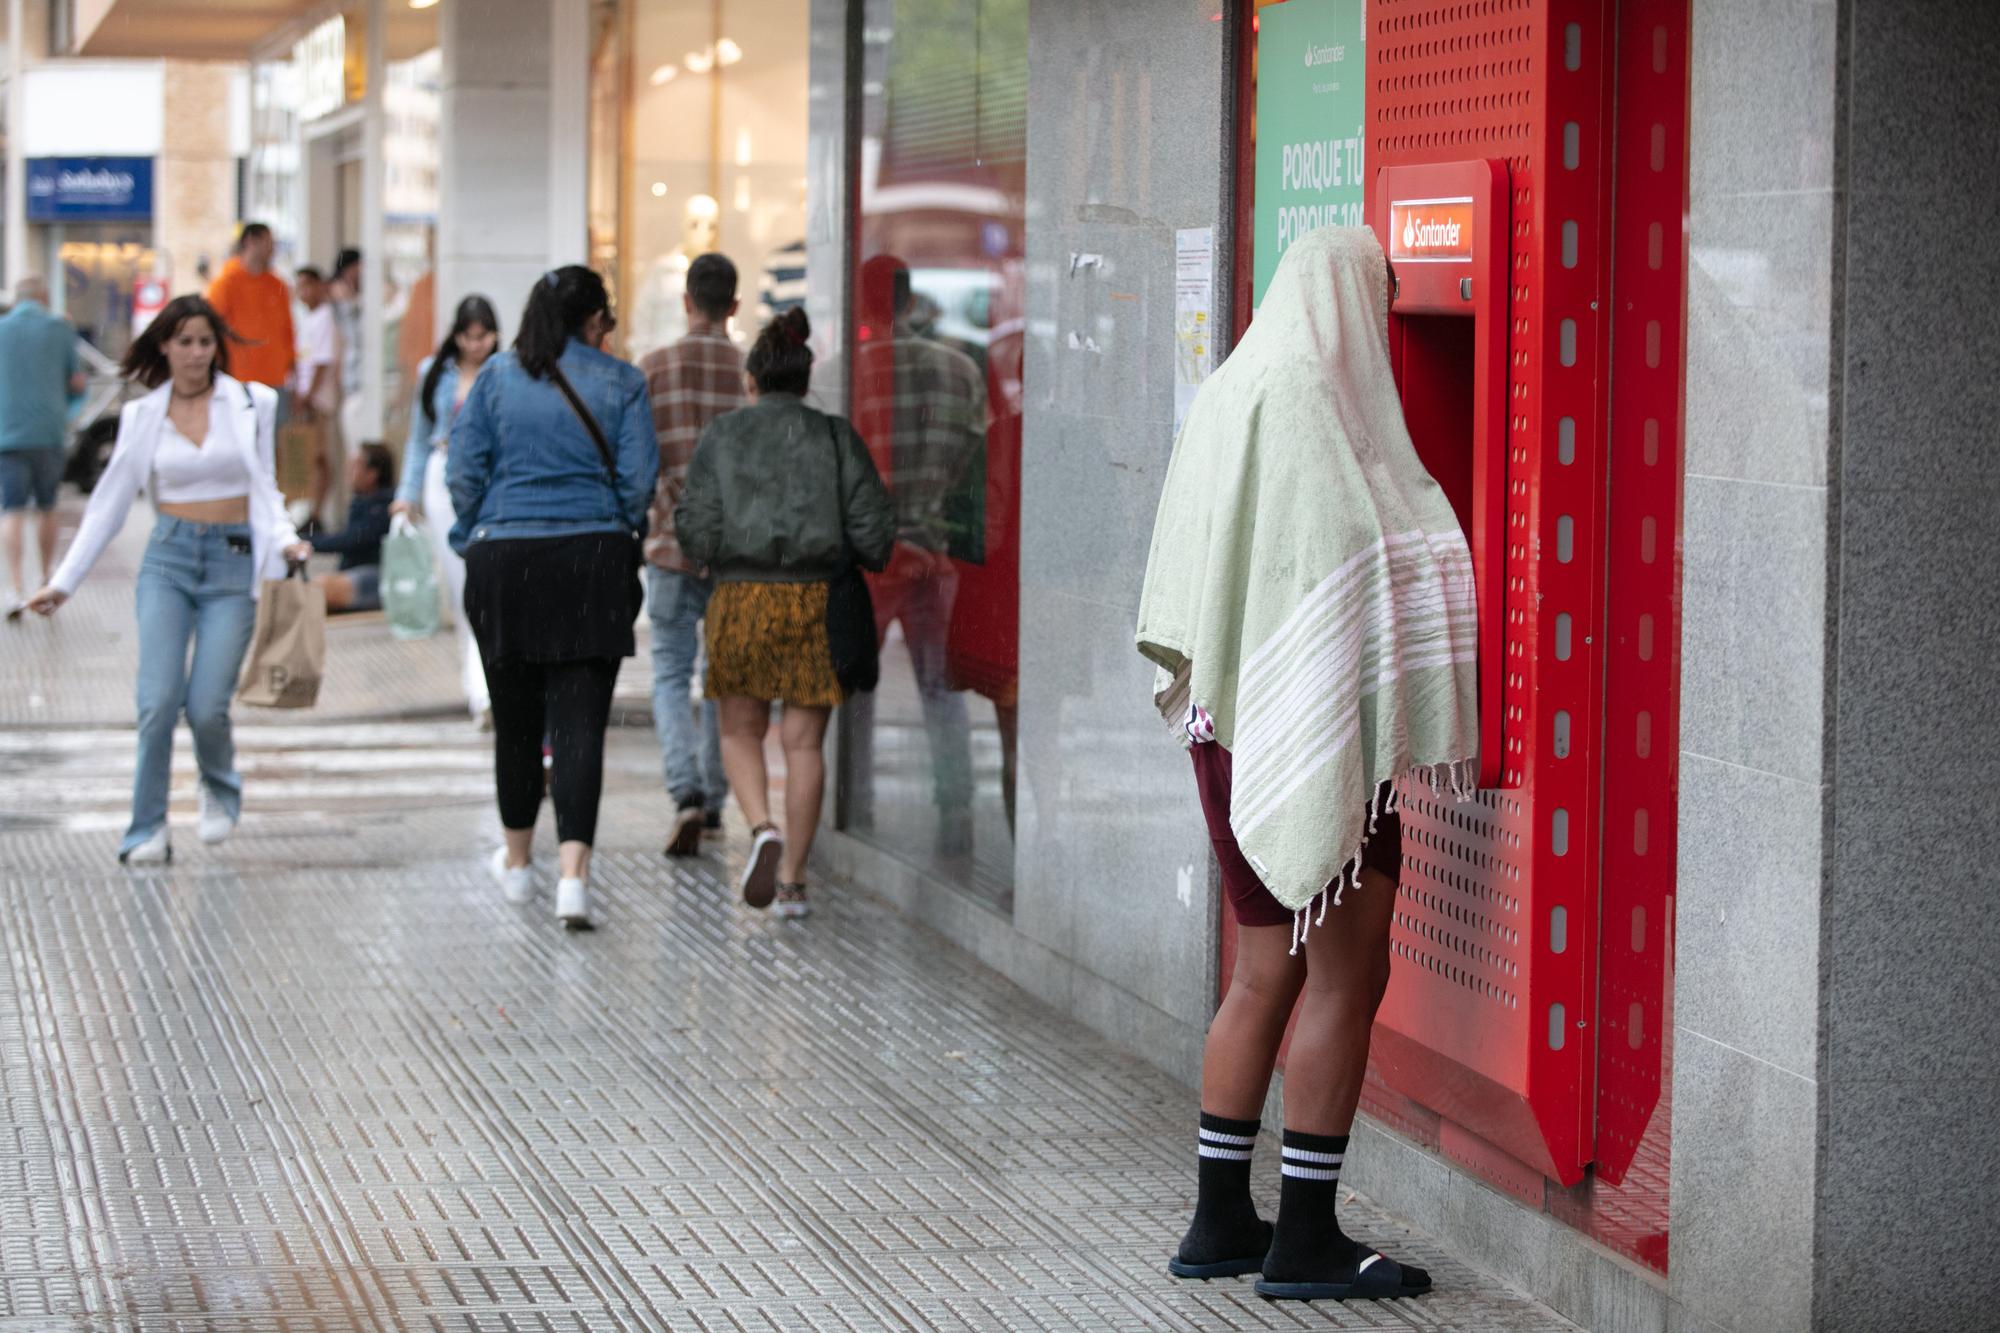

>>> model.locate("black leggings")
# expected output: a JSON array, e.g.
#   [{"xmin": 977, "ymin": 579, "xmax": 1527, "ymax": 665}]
[{"xmin": 487, "ymin": 657, "xmax": 619, "ymax": 845}]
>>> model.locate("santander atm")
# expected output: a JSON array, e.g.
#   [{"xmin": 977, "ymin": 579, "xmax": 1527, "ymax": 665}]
[{"xmin": 1230, "ymin": 0, "xmax": 1693, "ymax": 1270}]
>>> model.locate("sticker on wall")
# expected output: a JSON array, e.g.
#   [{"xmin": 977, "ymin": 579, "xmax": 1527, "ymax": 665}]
[
  {"xmin": 1253, "ymin": 0, "xmax": 1367, "ymax": 307},
  {"xmin": 1175, "ymin": 226, "xmax": 1215, "ymax": 433}
]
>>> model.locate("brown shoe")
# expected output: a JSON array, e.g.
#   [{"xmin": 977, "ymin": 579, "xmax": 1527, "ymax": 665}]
[{"xmin": 663, "ymin": 804, "xmax": 703, "ymax": 858}]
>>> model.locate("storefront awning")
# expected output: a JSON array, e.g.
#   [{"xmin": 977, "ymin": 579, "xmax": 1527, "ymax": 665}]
[{"xmin": 74, "ymin": 0, "xmax": 436, "ymax": 62}]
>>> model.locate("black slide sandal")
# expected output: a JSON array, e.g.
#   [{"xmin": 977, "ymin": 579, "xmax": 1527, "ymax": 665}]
[
  {"xmin": 1255, "ymin": 1250, "xmax": 1432, "ymax": 1301},
  {"xmin": 1168, "ymin": 1252, "xmax": 1268, "ymax": 1280}
]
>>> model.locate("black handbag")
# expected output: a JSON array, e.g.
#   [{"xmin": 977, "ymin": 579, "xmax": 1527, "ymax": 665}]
[
  {"xmin": 823, "ymin": 417, "xmax": 880, "ymax": 695},
  {"xmin": 549, "ymin": 361, "xmax": 645, "ymax": 578}
]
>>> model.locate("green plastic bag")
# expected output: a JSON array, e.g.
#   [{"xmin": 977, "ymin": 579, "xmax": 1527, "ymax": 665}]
[{"xmin": 381, "ymin": 516, "xmax": 440, "ymax": 641}]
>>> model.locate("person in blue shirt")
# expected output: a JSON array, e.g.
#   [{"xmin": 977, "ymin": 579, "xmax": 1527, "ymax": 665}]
[
  {"xmin": 447, "ymin": 266, "xmax": 657, "ymax": 930},
  {"xmin": 0, "ymin": 278, "xmax": 86, "ymax": 618},
  {"xmin": 393, "ymin": 295, "xmax": 501, "ymax": 721}
]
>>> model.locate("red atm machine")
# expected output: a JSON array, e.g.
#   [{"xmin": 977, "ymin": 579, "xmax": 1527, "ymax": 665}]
[{"xmin": 1225, "ymin": 0, "xmax": 1691, "ymax": 1271}]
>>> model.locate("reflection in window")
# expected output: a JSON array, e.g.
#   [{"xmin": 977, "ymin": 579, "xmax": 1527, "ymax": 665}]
[{"xmin": 841, "ymin": 0, "xmax": 1027, "ymax": 910}]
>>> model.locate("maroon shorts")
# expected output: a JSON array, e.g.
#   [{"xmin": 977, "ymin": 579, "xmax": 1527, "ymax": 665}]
[{"xmin": 1190, "ymin": 741, "xmax": 1402, "ymax": 928}]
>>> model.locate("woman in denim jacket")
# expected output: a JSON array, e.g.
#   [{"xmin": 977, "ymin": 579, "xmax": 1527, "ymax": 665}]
[
  {"xmin": 447, "ymin": 267, "xmax": 658, "ymax": 929},
  {"xmin": 393, "ymin": 294, "xmax": 500, "ymax": 721}
]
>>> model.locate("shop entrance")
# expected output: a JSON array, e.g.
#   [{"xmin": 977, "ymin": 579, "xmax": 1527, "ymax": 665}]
[{"xmin": 52, "ymin": 229, "xmax": 155, "ymax": 363}]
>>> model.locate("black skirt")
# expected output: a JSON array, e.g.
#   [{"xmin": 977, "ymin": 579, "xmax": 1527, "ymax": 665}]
[{"xmin": 463, "ymin": 532, "xmax": 641, "ymax": 666}]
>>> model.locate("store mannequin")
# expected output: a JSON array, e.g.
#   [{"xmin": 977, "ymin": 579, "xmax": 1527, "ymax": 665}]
[{"xmin": 630, "ymin": 194, "xmax": 723, "ymax": 355}]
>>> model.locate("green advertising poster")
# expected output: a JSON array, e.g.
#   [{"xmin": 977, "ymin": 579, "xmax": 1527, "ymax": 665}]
[{"xmin": 1254, "ymin": 0, "xmax": 1368, "ymax": 308}]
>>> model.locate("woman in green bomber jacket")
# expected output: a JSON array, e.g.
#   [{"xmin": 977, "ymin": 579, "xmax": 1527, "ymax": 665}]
[{"xmin": 674, "ymin": 308, "xmax": 894, "ymax": 919}]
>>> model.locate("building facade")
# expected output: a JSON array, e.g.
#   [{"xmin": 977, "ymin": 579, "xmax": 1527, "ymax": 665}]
[{"xmin": 64, "ymin": 2, "xmax": 2000, "ymax": 1330}]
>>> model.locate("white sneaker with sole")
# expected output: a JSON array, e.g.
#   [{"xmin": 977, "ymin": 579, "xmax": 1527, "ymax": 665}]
[
  {"xmin": 739, "ymin": 826, "xmax": 783, "ymax": 909},
  {"xmin": 197, "ymin": 787, "xmax": 235, "ymax": 845},
  {"xmin": 489, "ymin": 846, "xmax": 536, "ymax": 904},
  {"xmin": 556, "ymin": 877, "xmax": 591, "ymax": 930},
  {"xmin": 121, "ymin": 828, "xmax": 171, "ymax": 865}
]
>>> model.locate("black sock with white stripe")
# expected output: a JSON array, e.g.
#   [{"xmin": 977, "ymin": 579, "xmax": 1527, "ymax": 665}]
[
  {"xmin": 1176, "ymin": 1112, "xmax": 1271, "ymax": 1265},
  {"xmin": 1263, "ymin": 1128, "xmax": 1359, "ymax": 1280}
]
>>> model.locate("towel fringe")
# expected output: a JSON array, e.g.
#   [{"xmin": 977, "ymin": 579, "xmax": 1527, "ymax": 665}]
[{"xmin": 1281, "ymin": 758, "xmax": 1480, "ymax": 954}]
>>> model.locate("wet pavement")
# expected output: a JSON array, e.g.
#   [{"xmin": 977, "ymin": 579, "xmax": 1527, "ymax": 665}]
[{"xmin": 0, "ymin": 509, "xmax": 1578, "ymax": 1331}]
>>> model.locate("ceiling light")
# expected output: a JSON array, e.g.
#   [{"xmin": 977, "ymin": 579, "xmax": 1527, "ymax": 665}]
[
  {"xmin": 410, "ymin": 0, "xmax": 438, "ymax": 9},
  {"xmin": 649, "ymin": 64, "xmax": 677, "ymax": 86},
  {"xmin": 684, "ymin": 47, "xmax": 714, "ymax": 74},
  {"xmin": 651, "ymin": 182, "xmax": 668, "ymax": 198},
  {"xmin": 716, "ymin": 38, "xmax": 743, "ymax": 66}
]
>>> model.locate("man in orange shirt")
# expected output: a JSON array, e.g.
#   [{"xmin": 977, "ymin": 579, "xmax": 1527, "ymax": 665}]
[{"xmin": 205, "ymin": 223, "xmax": 294, "ymax": 396}]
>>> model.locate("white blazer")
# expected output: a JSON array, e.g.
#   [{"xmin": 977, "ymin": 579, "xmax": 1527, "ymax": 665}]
[{"xmin": 50, "ymin": 375, "xmax": 301, "ymax": 600}]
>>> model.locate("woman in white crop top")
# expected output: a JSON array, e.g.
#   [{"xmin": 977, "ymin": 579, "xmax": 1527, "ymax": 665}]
[{"xmin": 26, "ymin": 295, "xmax": 310, "ymax": 865}]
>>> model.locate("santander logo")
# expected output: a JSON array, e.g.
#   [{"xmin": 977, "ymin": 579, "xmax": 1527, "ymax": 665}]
[
  {"xmin": 1304, "ymin": 42, "xmax": 1346, "ymax": 67},
  {"xmin": 1404, "ymin": 214, "xmax": 1462, "ymax": 250},
  {"xmin": 1389, "ymin": 198, "xmax": 1477, "ymax": 262}
]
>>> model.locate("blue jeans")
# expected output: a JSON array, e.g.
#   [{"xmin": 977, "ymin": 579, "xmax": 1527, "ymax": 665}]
[
  {"xmin": 647, "ymin": 566, "xmax": 725, "ymax": 811},
  {"xmin": 125, "ymin": 517, "xmax": 258, "ymax": 854}
]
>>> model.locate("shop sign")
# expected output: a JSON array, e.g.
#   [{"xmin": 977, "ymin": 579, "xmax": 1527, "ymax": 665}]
[
  {"xmin": 1253, "ymin": 0, "xmax": 1367, "ymax": 306},
  {"xmin": 25, "ymin": 157, "xmax": 154, "ymax": 222},
  {"xmin": 295, "ymin": 15, "xmax": 348, "ymax": 121},
  {"xmin": 1389, "ymin": 196, "xmax": 1478, "ymax": 263}
]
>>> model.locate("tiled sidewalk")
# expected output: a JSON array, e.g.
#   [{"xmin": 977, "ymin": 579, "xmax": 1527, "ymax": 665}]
[{"xmin": 0, "ymin": 504, "xmax": 1578, "ymax": 1331}]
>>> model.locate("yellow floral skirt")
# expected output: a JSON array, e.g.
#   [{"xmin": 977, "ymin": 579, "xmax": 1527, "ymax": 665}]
[{"xmin": 704, "ymin": 580, "xmax": 845, "ymax": 708}]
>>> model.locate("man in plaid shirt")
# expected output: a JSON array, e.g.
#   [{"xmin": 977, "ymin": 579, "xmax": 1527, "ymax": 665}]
[
  {"xmin": 639, "ymin": 252, "xmax": 745, "ymax": 857},
  {"xmin": 840, "ymin": 257, "xmax": 985, "ymax": 857}
]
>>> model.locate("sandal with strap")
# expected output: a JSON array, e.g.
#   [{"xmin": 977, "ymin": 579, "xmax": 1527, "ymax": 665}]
[
  {"xmin": 1255, "ymin": 1249, "xmax": 1432, "ymax": 1302},
  {"xmin": 1168, "ymin": 1218, "xmax": 1273, "ymax": 1279}
]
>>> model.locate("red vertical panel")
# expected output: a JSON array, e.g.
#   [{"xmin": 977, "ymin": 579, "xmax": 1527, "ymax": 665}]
[{"xmin": 1579, "ymin": 0, "xmax": 1688, "ymax": 1258}]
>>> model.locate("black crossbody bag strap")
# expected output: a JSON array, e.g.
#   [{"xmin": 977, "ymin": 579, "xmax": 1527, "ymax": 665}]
[{"xmin": 548, "ymin": 362, "xmax": 618, "ymax": 485}]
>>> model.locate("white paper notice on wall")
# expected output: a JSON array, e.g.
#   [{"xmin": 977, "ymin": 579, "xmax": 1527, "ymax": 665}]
[{"xmin": 1175, "ymin": 227, "xmax": 1216, "ymax": 434}]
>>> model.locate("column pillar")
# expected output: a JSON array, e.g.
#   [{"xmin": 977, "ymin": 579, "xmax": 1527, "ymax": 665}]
[
  {"xmin": 359, "ymin": 0, "xmax": 386, "ymax": 438},
  {"xmin": 437, "ymin": 0, "xmax": 561, "ymax": 339}
]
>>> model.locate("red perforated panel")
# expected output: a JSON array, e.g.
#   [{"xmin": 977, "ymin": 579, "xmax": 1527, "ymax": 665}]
[
  {"xmin": 1595, "ymin": 0, "xmax": 1689, "ymax": 1188},
  {"xmin": 1362, "ymin": 0, "xmax": 1610, "ymax": 1190}
]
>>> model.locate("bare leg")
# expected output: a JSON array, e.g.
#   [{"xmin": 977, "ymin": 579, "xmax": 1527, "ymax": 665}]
[
  {"xmin": 2, "ymin": 511, "xmax": 23, "ymax": 598},
  {"xmin": 718, "ymin": 696, "xmax": 773, "ymax": 828},
  {"xmin": 1200, "ymin": 923, "xmax": 1307, "ymax": 1120},
  {"xmin": 995, "ymin": 702, "xmax": 1019, "ymax": 835},
  {"xmin": 777, "ymin": 705, "xmax": 830, "ymax": 881},
  {"xmin": 503, "ymin": 826, "xmax": 533, "ymax": 868},
  {"xmin": 317, "ymin": 573, "xmax": 355, "ymax": 611},
  {"xmin": 560, "ymin": 841, "xmax": 591, "ymax": 881},
  {"xmin": 35, "ymin": 511, "xmax": 58, "ymax": 586},
  {"xmin": 1284, "ymin": 866, "xmax": 1399, "ymax": 1134}
]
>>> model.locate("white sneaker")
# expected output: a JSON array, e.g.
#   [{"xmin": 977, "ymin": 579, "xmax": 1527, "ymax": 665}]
[
  {"xmin": 739, "ymin": 826, "xmax": 783, "ymax": 909},
  {"xmin": 121, "ymin": 828, "xmax": 171, "ymax": 865},
  {"xmin": 488, "ymin": 846, "xmax": 536, "ymax": 904},
  {"xmin": 197, "ymin": 787, "xmax": 235, "ymax": 845},
  {"xmin": 556, "ymin": 877, "xmax": 591, "ymax": 930}
]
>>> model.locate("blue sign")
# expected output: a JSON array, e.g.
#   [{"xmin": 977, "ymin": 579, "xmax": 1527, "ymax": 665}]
[{"xmin": 25, "ymin": 157, "xmax": 154, "ymax": 222}]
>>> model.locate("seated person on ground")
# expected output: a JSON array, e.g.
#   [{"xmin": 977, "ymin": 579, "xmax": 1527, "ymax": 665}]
[{"xmin": 311, "ymin": 442, "xmax": 395, "ymax": 613}]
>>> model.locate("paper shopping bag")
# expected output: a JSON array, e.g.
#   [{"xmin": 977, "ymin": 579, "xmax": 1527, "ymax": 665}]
[
  {"xmin": 275, "ymin": 422, "xmax": 319, "ymax": 501},
  {"xmin": 236, "ymin": 567, "xmax": 326, "ymax": 709}
]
